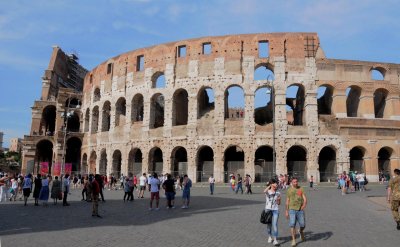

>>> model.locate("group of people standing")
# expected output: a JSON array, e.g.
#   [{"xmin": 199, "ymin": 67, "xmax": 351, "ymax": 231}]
[
  {"xmin": 228, "ymin": 173, "xmax": 253, "ymax": 194},
  {"xmin": 337, "ymin": 171, "xmax": 368, "ymax": 195}
]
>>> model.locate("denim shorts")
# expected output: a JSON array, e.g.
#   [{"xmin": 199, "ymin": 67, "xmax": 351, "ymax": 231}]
[
  {"xmin": 289, "ymin": 210, "xmax": 305, "ymax": 228},
  {"xmin": 165, "ymin": 191, "xmax": 175, "ymax": 200},
  {"xmin": 182, "ymin": 190, "xmax": 190, "ymax": 199}
]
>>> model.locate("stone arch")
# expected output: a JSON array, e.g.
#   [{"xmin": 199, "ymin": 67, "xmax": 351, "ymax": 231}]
[
  {"xmin": 65, "ymin": 98, "xmax": 80, "ymax": 108},
  {"xmin": 370, "ymin": 67, "xmax": 386, "ymax": 80},
  {"xmin": 99, "ymin": 149, "xmax": 107, "ymax": 175},
  {"xmin": 150, "ymin": 93, "xmax": 164, "ymax": 129},
  {"xmin": 131, "ymin": 94, "xmax": 144, "ymax": 122},
  {"xmin": 93, "ymin": 87, "xmax": 101, "ymax": 102},
  {"xmin": 35, "ymin": 139, "xmax": 53, "ymax": 174},
  {"xmin": 172, "ymin": 89, "xmax": 189, "ymax": 126},
  {"xmin": 66, "ymin": 111, "xmax": 80, "ymax": 132},
  {"xmin": 84, "ymin": 108, "xmax": 90, "ymax": 132},
  {"xmin": 254, "ymin": 145, "xmax": 273, "ymax": 182},
  {"xmin": 196, "ymin": 145, "xmax": 214, "ymax": 182},
  {"xmin": 115, "ymin": 97, "xmax": 126, "ymax": 127},
  {"xmin": 148, "ymin": 147, "xmax": 163, "ymax": 174},
  {"xmin": 346, "ymin": 86, "xmax": 361, "ymax": 117},
  {"xmin": 81, "ymin": 153, "xmax": 88, "ymax": 175},
  {"xmin": 224, "ymin": 85, "xmax": 245, "ymax": 119},
  {"xmin": 254, "ymin": 86, "xmax": 273, "ymax": 125},
  {"xmin": 91, "ymin": 106, "xmax": 99, "ymax": 133},
  {"xmin": 287, "ymin": 145, "xmax": 307, "ymax": 181},
  {"xmin": 151, "ymin": 71, "xmax": 166, "ymax": 88},
  {"xmin": 65, "ymin": 137, "xmax": 82, "ymax": 174},
  {"xmin": 101, "ymin": 101, "xmax": 111, "ymax": 131},
  {"xmin": 112, "ymin": 150, "xmax": 122, "ymax": 177},
  {"xmin": 378, "ymin": 146, "xmax": 393, "ymax": 174},
  {"xmin": 171, "ymin": 146, "xmax": 188, "ymax": 176},
  {"xmin": 374, "ymin": 88, "xmax": 389, "ymax": 118},
  {"xmin": 317, "ymin": 84, "xmax": 334, "ymax": 115},
  {"xmin": 349, "ymin": 146, "xmax": 366, "ymax": 173},
  {"xmin": 318, "ymin": 146, "xmax": 337, "ymax": 182},
  {"xmin": 89, "ymin": 151, "xmax": 97, "ymax": 174},
  {"xmin": 197, "ymin": 87, "xmax": 215, "ymax": 119},
  {"xmin": 40, "ymin": 105, "xmax": 56, "ymax": 136},
  {"xmin": 128, "ymin": 148, "xmax": 143, "ymax": 177},
  {"xmin": 286, "ymin": 84, "xmax": 305, "ymax": 125},
  {"xmin": 254, "ymin": 63, "xmax": 274, "ymax": 80},
  {"xmin": 224, "ymin": 145, "xmax": 245, "ymax": 183}
]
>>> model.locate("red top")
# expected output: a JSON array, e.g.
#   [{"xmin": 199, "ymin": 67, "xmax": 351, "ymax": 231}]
[{"xmin": 92, "ymin": 180, "xmax": 100, "ymax": 195}]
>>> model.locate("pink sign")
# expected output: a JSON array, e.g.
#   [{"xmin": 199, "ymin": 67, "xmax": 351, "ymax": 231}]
[
  {"xmin": 64, "ymin": 163, "xmax": 72, "ymax": 175},
  {"xmin": 40, "ymin": 162, "xmax": 49, "ymax": 175},
  {"xmin": 53, "ymin": 163, "xmax": 61, "ymax": 176}
]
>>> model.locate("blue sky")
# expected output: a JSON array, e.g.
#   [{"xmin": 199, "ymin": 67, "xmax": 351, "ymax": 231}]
[{"xmin": 0, "ymin": 0, "xmax": 399, "ymax": 147}]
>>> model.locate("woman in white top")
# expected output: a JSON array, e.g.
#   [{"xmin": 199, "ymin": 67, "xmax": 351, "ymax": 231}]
[{"xmin": 263, "ymin": 178, "xmax": 281, "ymax": 246}]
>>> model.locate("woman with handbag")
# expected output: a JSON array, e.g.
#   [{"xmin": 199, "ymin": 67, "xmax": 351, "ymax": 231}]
[{"xmin": 264, "ymin": 178, "xmax": 281, "ymax": 246}]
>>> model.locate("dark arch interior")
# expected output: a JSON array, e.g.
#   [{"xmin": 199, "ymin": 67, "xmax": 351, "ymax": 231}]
[
  {"xmin": 112, "ymin": 151, "xmax": 122, "ymax": 177},
  {"xmin": 287, "ymin": 146, "xmax": 307, "ymax": 181},
  {"xmin": 65, "ymin": 137, "xmax": 82, "ymax": 174},
  {"xmin": 224, "ymin": 146, "xmax": 244, "ymax": 182},
  {"xmin": 346, "ymin": 87, "xmax": 361, "ymax": 117},
  {"xmin": 149, "ymin": 148, "xmax": 163, "ymax": 174},
  {"xmin": 197, "ymin": 146, "xmax": 214, "ymax": 182},
  {"xmin": 35, "ymin": 140, "xmax": 53, "ymax": 174},
  {"xmin": 318, "ymin": 147, "xmax": 336, "ymax": 182},
  {"xmin": 115, "ymin": 98, "xmax": 126, "ymax": 126},
  {"xmin": 172, "ymin": 147, "xmax": 188, "ymax": 176},
  {"xmin": 198, "ymin": 88, "xmax": 215, "ymax": 119},
  {"xmin": 131, "ymin": 94, "xmax": 144, "ymax": 122},
  {"xmin": 102, "ymin": 102, "xmax": 111, "ymax": 131},
  {"xmin": 67, "ymin": 112, "xmax": 80, "ymax": 132},
  {"xmin": 41, "ymin": 105, "xmax": 56, "ymax": 135},
  {"xmin": 349, "ymin": 147, "xmax": 364, "ymax": 172},
  {"xmin": 128, "ymin": 149, "xmax": 143, "ymax": 176},
  {"xmin": 99, "ymin": 151, "xmax": 107, "ymax": 175},
  {"xmin": 317, "ymin": 86, "xmax": 333, "ymax": 115},
  {"xmin": 151, "ymin": 94, "xmax": 164, "ymax": 129},
  {"xmin": 254, "ymin": 146, "xmax": 273, "ymax": 182},
  {"xmin": 173, "ymin": 90, "xmax": 188, "ymax": 126},
  {"xmin": 378, "ymin": 148, "xmax": 391, "ymax": 173}
]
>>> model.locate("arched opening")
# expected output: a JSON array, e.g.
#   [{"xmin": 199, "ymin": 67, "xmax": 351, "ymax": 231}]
[
  {"xmin": 35, "ymin": 140, "xmax": 53, "ymax": 174},
  {"xmin": 254, "ymin": 86, "xmax": 273, "ymax": 125},
  {"xmin": 349, "ymin": 147, "xmax": 365, "ymax": 173},
  {"xmin": 346, "ymin": 86, "xmax": 361, "ymax": 117},
  {"xmin": 254, "ymin": 146, "xmax": 273, "ymax": 182},
  {"xmin": 115, "ymin": 97, "xmax": 126, "ymax": 127},
  {"xmin": 112, "ymin": 150, "xmax": 122, "ymax": 177},
  {"xmin": 197, "ymin": 87, "xmax": 215, "ymax": 119},
  {"xmin": 149, "ymin": 147, "xmax": 163, "ymax": 174},
  {"xmin": 89, "ymin": 151, "xmax": 97, "ymax": 174},
  {"xmin": 224, "ymin": 146, "xmax": 244, "ymax": 183},
  {"xmin": 102, "ymin": 101, "xmax": 111, "ymax": 131},
  {"xmin": 93, "ymin": 88, "xmax": 101, "ymax": 102},
  {"xmin": 286, "ymin": 84, "xmax": 305, "ymax": 125},
  {"xmin": 40, "ymin": 105, "xmax": 56, "ymax": 136},
  {"xmin": 254, "ymin": 65, "xmax": 274, "ymax": 81},
  {"xmin": 81, "ymin": 153, "xmax": 88, "ymax": 175},
  {"xmin": 224, "ymin": 86, "xmax": 245, "ymax": 119},
  {"xmin": 196, "ymin": 146, "xmax": 214, "ymax": 182},
  {"xmin": 287, "ymin": 146, "xmax": 307, "ymax": 181},
  {"xmin": 131, "ymin": 94, "xmax": 144, "ymax": 122},
  {"xmin": 128, "ymin": 148, "xmax": 142, "ymax": 177},
  {"xmin": 65, "ymin": 137, "xmax": 82, "ymax": 174},
  {"xmin": 378, "ymin": 147, "xmax": 392, "ymax": 175},
  {"xmin": 65, "ymin": 98, "xmax": 80, "ymax": 108},
  {"xmin": 99, "ymin": 149, "xmax": 107, "ymax": 175},
  {"xmin": 171, "ymin": 147, "xmax": 188, "ymax": 177},
  {"xmin": 150, "ymin": 94, "xmax": 164, "ymax": 129},
  {"xmin": 317, "ymin": 85, "xmax": 333, "ymax": 115},
  {"xmin": 172, "ymin": 89, "xmax": 189, "ymax": 126},
  {"xmin": 318, "ymin": 146, "xmax": 336, "ymax": 182},
  {"xmin": 84, "ymin": 108, "xmax": 90, "ymax": 132},
  {"xmin": 374, "ymin": 88, "xmax": 388, "ymax": 118},
  {"xmin": 152, "ymin": 72, "xmax": 166, "ymax": 88},
  {"xmin": 66, "ymin": 111, "xmax": 80, "ymax": 132},
  {"xmin": 371, "ymin": 68, "xmax": 385, "ymax": 80},
  {"xmin": 91, "ymin": 106, "xmax": 99, "ymax": 133}
]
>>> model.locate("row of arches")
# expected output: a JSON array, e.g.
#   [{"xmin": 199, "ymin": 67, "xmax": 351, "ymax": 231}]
[{"xmin": 82, "ymin": 145, "xmax": 393, "ymax": 183}]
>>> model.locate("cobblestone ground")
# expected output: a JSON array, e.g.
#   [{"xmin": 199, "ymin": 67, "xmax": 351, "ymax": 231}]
[{"xmin": 0, "ymin": 183, "xmax": 398, "ymax": 247}]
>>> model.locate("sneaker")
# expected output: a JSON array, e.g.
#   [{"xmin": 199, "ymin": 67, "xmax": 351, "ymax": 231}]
[
  {"xmin": 181, "ymin": 206, "xmax": 186, "ymax": 209},
  {"xmin": 273, "ymin": 239, "xmax": 279, "ymax": 246},
  {"xmin": 299, "ymin": 230, "xmax": 305, "ymax": 241},
  {"xmin": 291, "ymin": 240, "xmax": 296, "ymax": 247},
  {"xmin": 267, "ymin": 236, "xmax": 273, "ymax": 243}
]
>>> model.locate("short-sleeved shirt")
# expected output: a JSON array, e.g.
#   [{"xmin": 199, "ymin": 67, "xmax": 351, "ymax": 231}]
[
  {"xmin": 182, "ymin": 179, "xmax": 192, "ymax": 192},
  {"xmin": 163, "ymin": 179, "xmax": 175, "ymax": 193},
  {"xmin": 265, "ymin": 190, "xmax": 280, "ymax": 211},
  {"xmin": 149, "ymin": 178, "xmax": 160, "ymax": 193},
  {"xmin": 389, "ymin": 176, "xmax": 400, "ymax": 200},
  {"xmin": 139, "ymin": 176, "xmax": 147, "ymax": 186},
  {"xmin": 287, "ymin": 186, "xmax": 305, "ymax": 210}
]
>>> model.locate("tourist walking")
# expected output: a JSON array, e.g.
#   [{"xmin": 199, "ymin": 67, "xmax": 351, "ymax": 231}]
[
  {"xmin": 245, "ymin": 174, "xmax": 253, "ymax": 194},
  {"xmin": 264, "ymin": 178, "xmax": 281, "ymax": 246},
  {"xmin": 285, "ymin": 177, "xmax": 307, "ymax": 247},
  {"xmin": 39, "ymin": 175, "xmax": 50, "ymax": 206},
  {"xmin": 33, "ymin": 174, "xmax": 42, "ymax": 206},
  {"xmin": 0, "ymin": 173, "xmax": 10, "ymax": 202},
  {"xmin": 162, "ymin": 174, "xmax": 176, "ymax": 209},
  {"xmin": 209, "ymin": 174, "xmax": 215, "ymax": 195},
  {"xmin": 387, "ymin": 168, "xmax": 400, "ymax": 230},
  {"xmin": 51, "ymin": 176, "xmax": 62, "ymax": 205},
  {"xmin": 90, "ymin": 174, "xmax": 102, "ymax": 218},
  {"xmin": 123, "ymin": 177, "xmax": 130, "ymax": 202},
  {"xmin": 98, "ymin": 175, "xmax": 105, "ymax": 202},
  {"xmin": 138, "ymin": 173, "xmax": 147, "ymax": 198},
  {"xmin": 22, "ymin": 174, "xmax": 32, "ymax": 206},
  {"xmin": 62, "ymin": 174, "xmax": 70, "ymax": 206},
  {"xmin": 10, "ymin": 176, "xmax": 18, "ymax": 201},
  {"xmin": 181, "ymin": 174, "xmax": 192, "ymax": 209},
  {"xmin": 149, "ymin": 173, "xmax": 160, "ymax": 211},
  {"xmin": 81, "ymin": 175, "xmax": 88, "ymax": 201},
  {"xmin": 235, "ymin": 174, "xmax": 243, "ymax": 194},
  {"xmin": 309, "ymin": 175, "xmax": 316, "ymax": 191}
]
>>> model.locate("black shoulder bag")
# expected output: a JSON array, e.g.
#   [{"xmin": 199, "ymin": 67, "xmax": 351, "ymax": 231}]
[{"xmin": 260, "ymin": 193, "xmax": 275, "ymax": 224}]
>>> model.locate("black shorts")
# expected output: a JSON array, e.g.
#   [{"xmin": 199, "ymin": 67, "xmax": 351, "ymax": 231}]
[{"xmin": 23, "ymin": 188, "xmax": 31, "ymax": 197}]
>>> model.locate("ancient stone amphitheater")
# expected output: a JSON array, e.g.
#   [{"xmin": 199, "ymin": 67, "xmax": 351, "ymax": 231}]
[{"xmin": 23, "ymin": 33, "xmax": 400, "ymax": 183}]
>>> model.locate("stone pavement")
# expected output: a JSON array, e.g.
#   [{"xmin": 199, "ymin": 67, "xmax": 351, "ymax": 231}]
[{"xmin": 0, "ymin": 184, "xmax": 398, "ymax": 247}]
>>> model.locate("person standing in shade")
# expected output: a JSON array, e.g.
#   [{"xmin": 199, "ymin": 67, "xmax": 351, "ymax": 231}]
[
  {"xmin": 22, "ymin": 174, "xmax": 32, "ymax": 206},
  {"xmin": 235, "ymin": 174, "xmax": 243, "ymax": 194},
  {"xmin": 387, "ymin": 168, "xmax": 400, "ymax": 230},
  {"xmin": 264, "ymin": 178, "xmax": 281, "ymax": 246},
  {"xmin": 90, "ymin": 174, "xmax": 102, "ymax": 218},
  {"xmin": 149, "ymin": 173, "xmax": 160, "ymax": 211},
  {"xmin": 209, "ymin": 174, "xmax": 215, "ymax": 195},
  {"xmin": 181, "ymin": 175, "xmax": 192, "ymax": 209},
  {"xmin": 162, "ymin": 174, "xmax": 176, "ymax": 209},
  {"xmin": 51, "ymin": 176, "xmax": 61, "ymax": 205},
  {"xmin": 33, "ymin": 174, "xmax": 42, "ymax": 206},
  {"xmin": 39, "ymin": 175, "xmax": 50, "ymax": 206},
  {"xmin": 138, "ymin": 173, "xmax": 147, "ymax": 198},
  {"xmin": 245, "ymin": 174, "xmax": 253, "ymax": 194},
  {"xmin": 285, "ymin": 177, "xmax": 307, "ymax": 247},
  {"xmin": 62, "ymin": 174, "xmax": 70, "ymax": 206}
]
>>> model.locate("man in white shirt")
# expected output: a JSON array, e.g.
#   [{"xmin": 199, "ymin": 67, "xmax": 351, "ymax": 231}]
[
  {"xmin": 138, "ymin": 173, "xmax": 147, "ymax": 198},
  {"xmin": 209, "ymin": 175, "xmax": 215, "ymax": 195},
  {"xmin": 149, "ymin": 173, "xmax": 160, "ymax": 211},
  {"xmin": 63, "ymin": 174, "xmax": 70, "ymax": 206}
]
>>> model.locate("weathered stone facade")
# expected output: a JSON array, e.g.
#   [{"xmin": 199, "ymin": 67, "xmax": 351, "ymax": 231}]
[{"xmin": 23, "ymin": 33, "xmax": 400, "ymax": 183}]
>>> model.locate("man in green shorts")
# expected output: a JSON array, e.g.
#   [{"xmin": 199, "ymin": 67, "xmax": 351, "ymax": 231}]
[
  {"xmin": 286, "ymin": 177, "xmax": 307, "ymax": 247},
  {"xmin": 387, "ymin": 168, "xmax": 400, "ymax": 230}
]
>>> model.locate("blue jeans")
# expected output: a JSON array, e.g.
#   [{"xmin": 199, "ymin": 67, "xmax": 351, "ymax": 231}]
[
  {"xmin": 289, "ymin": 210, "xmax": 305, "ymax": 228},
  {"xmin": 235, "ymin": 183, "xmax": 243, "ymax": 194},
  {"xmin": 209, "ymin": 183, "xmax": 214, "ymax": 194},
  {"xmin": 266, "ymin": 210, "xmax": 279, "ymax": 237}
]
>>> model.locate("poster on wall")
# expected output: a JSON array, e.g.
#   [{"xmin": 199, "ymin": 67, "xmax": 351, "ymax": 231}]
[
  {"xmin": 53, "ymin": 163, "xmax": 61, "ymax": 176},
  {"xmin": 64, "ymin": 163, "xmax": 72, "ymax": 175},
  {"xmin": 40, "ymin": 162, "xmax": 49, "ymax": 175}
]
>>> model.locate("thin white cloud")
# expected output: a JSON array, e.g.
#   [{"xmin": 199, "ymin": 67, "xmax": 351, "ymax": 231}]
[
  {"xmin": 0, "ymin": 50, "xmax": 46, "ymax": 70},
  {"xmin": 112, "ymin": 21, "xmax": 164, "ymax": 37}
]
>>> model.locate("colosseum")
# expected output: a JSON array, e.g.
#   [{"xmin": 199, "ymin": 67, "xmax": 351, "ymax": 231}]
[{"xmin": 22, "ymin": 33, "xmax": 400, "ymax": 183}]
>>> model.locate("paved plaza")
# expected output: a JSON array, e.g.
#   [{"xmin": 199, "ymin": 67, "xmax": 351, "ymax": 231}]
[{"xmin": 0, "ymin": 183, "xmax": 398, "ymax": 247}]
